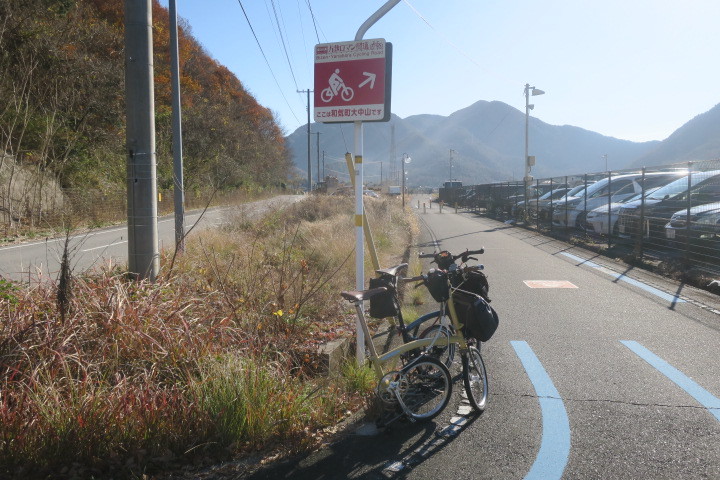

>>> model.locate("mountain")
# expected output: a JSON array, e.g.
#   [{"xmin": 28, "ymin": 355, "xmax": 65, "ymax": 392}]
[
  {"xmin": 0, "ymin": 0, "xmax": 290, "ymax": 194},
  {"xmin": 630, "ymin": 103, "xmax": 720, "ymax": 168},
  {"xmin": 286, "ymin": 100, "xmax": 662, "ymax": 187}
]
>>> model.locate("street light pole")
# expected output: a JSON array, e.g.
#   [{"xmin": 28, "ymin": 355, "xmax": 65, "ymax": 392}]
[{"xmin": 524, "ymin": 83, "xmax": 545, "ymax": 218}]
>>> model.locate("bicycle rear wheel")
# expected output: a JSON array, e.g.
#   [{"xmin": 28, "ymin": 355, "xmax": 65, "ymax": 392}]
[
  {"xmin": 418, "ymin": 324, "xmax": 456, "ymax": 370},
  {"xmin": 398, "ymin": 356, "xmax": 452, "ymax": 421},
  {"xmin": 462, "ymin": 346, "xmax": 488, "ymax": 412}
]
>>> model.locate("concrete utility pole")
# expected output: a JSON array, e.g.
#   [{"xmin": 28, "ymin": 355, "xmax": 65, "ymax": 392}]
[
  {"xmin": 313, "ymin": 132, "xmax": 322, "ymax": 184},
  {"xmin": 169, "ymin": 0, "xmax": 185, "ymax": 252},
  {"xmin": 298, "ymin": 89, "xmax": 313, "ymax": 191},
  {"xmin": 449, "ymin": 148, "xmax": 456, "ymax": 183},
  {"xmin": 125, "ymin": 0, "xmax": 159, "ymax": 280}
]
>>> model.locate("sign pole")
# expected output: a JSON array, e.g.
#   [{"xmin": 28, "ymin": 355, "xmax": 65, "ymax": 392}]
[{"xmin": 352, "ymin": 0, "xmax": 401, "ymax": 363}]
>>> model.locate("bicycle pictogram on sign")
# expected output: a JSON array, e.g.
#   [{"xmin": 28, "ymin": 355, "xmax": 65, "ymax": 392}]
[{"xmin": 320, "ymin": 69, "xmax": 354, "ymax": 103}]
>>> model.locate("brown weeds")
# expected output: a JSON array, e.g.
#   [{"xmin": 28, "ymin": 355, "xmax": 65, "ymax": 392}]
[{"xmin": 0, "ymin": 195, "xmax": 411, "ymax": 477}]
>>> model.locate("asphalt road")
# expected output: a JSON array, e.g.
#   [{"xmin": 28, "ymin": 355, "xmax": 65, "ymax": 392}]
[
  {"xmin": 0, "ymin": 195, "xmax": 304, "ymax": 283},
  {"xmin": 244, "ymin": 197, "xmax": 720, "ymax": 480}
]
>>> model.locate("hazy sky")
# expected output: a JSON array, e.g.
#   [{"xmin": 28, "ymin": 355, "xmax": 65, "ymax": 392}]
[{"xmin": 158, "ymin": 0, "xmax": 720, "ymax": 143}]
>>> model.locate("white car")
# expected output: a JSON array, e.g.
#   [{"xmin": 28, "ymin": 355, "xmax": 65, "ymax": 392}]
[
  {"xmin": 552, "ymin": 174, "xmax": 646, "ymax": 229},
  {"xmin": 585, "ymin": 172, "xmax": 686, "ymax": 234},
  {"xmin": 586, "ymin": 189, "xmax": 655, "ymax": 235}
]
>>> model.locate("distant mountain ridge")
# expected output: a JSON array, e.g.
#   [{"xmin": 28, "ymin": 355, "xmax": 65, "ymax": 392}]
[
  {"xmin": 286, "ymin": 100, "xmax": 720, "ymax": 187},
  {"xmin": 630, "ymin": 103, "xmax": 720, "ymax": 168}
]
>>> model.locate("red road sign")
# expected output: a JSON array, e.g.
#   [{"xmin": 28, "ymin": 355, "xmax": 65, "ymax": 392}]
[{"xmin": 314, "ymin": 39, "xmax": 390, "ymax": 123}]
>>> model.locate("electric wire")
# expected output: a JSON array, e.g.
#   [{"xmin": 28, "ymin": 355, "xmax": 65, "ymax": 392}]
[
  {"xmin": 236, "ymin": 0, "xmax": 302, "ymax": 124},
  {"xmin": 295, "ymin": 0, "xmax": 311, "ymax": 79},
  {"xmin": 269, "ymin": 0, "xmax": 300, "ymax": 90},
  {"xmin": 305, "ymin": 0, "xmax": 321, "ymax": 43}
]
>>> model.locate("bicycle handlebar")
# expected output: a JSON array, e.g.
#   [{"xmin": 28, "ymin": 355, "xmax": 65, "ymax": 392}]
[{"xmin": 418, "ymin": 248, "xmax": 485, "ymax": 268}]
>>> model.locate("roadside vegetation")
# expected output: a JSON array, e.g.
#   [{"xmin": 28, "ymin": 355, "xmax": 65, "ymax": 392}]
[{"xmin": 0, "ymin": 195, "xmax": 414, "ymax": 478}]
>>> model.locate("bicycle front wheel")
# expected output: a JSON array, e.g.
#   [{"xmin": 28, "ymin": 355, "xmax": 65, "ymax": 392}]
[
  {"xmin": 398, "ymin": 356, "xmax": 452, "ymax": 421},
  {"xmin": 418, "ymin": 324, "xmax": 456, "ymax": 370},
  {"xmin": 462, "ymin": 346, "xmax": 488, "ymax": 412}
]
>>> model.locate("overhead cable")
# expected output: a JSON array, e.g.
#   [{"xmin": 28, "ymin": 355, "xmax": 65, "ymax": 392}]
[
  {"xmin": 236, "ymin": 0, "xmax": 302, "ymax": 124},
  {"xmin": 269, "ymin": 0, "xmax": 300, "ymax": 90}
]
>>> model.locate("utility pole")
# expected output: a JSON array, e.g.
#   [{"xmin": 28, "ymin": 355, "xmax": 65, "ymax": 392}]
[
  {"xmin": 449, "ymin": 148, "xmax": 456, "ymax": 183},
  {"xmin": 313, "ymin": 132, "xmax": 322, "ymax": 185},
  {"xmin": 125, "ymin": 0, "xmax": 159, "ymax": 280},
  {"xmin": 297, "ymin": 89, "xmax": 313, "ymax": 191},
  {"xmin": 169, "ymin": 0, "xmax": 185, "ymax": 253}
]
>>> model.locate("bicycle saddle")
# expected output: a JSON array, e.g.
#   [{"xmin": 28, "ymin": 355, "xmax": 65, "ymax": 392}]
[
  {"xmin": 375, "ymin": 263, "xmax": 408, "ymax": 277},
  {"xmin": 341, "ymin": 287, "xmax": 387, "ymax": 303}
]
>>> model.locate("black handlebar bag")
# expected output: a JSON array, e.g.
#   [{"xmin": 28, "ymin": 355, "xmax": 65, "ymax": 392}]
[
  {"xmin": 452, "ymin": 290, "xmax": 499, "ymax": 342},
  {"xmin": 425, "ymin": 270, "xmax": 450, "ymax": 302}
]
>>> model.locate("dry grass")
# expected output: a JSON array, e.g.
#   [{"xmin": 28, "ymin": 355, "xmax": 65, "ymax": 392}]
[{"xmin": 0, "ymin": 195, "xmax": 412, "ymax": 478}]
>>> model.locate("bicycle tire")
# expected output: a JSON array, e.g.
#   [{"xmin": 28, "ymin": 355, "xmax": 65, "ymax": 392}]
[
  {"xmin": 462, "ymin": 346, "xmax": 488, "ymax": 412},
  {"xmin": 418, "ymin": 324, "xmax": 456, "ymax": 370},
  {"xmin": 398, "ymin": 356, "xmax": 452, "ymax": 421},
  {"xmin": 320, "ymin": 87, "xmax": 333, "ymax": 102}
]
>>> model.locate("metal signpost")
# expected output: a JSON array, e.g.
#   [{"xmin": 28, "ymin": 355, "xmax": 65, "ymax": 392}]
[{"xmin": 314, "ymin": 0, "xmax": 398, "ymax": 361}]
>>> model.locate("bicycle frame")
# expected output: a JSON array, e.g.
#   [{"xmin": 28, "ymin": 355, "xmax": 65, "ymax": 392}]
[{"xmin": 351, "ymin": 294, "xmax": 470, "ymax": 379}]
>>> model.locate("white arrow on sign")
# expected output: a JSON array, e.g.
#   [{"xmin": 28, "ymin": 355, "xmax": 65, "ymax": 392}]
[{"xmin": 359, "ymin": 72, "xmax": 376, "ymax": 89}]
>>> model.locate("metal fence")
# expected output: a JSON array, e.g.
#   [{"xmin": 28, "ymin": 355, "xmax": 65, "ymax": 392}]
[{"xmin": 450, "ymin": 160, "xmax": 720, "ymax": 276}]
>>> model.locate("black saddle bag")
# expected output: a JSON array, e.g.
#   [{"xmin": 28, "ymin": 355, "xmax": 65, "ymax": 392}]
[{"xmin": 368, "ymin": 277, "xmax": 399, "ymax": 319}]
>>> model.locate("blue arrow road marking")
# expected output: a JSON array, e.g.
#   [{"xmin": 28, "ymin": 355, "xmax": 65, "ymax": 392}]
[
  {"xmin": 621, "ymin": 341, "xmax": 720, "ymax": 422},
  {"xmin": 560, "ymin": 252, "xmax": 685, "ymax": 303},
  {"xmin": 511, "ymin": 341, "xmax": 571, "ymax": 480}
]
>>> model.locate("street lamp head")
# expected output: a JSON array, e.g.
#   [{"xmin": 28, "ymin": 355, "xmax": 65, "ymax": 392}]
[
  {"xmin": 531, "ymin": 88, "xmax": 545, "ymax": 96},
  {"xmin": 404, "ymin": 156, "xmax": 412, "ymax": 164}
]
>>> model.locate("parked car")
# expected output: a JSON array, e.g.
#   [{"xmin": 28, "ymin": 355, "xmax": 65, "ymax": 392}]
[
  {"xmin": 586, "ymin": 188, "xmax": 656, "ymax": 235},
  {"xmin": 552, "ymin": 173, "xmax": 648, "ymax": 229},
  {"xmin": 517, "ymin": 187, "xmax": 572, "ymax": 220},
  {"xmin": 584, "ymin": 172, "xmax": 687, "ymax": 235},
  {"xmin": 664, "ymin": 202, "xmax": 720, "ymax": 254},
  {"xmin": 617, "ymin": 170, "xmax": 720, "ymax": 243}
]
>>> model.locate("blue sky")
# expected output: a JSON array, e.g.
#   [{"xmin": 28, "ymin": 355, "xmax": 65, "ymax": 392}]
[{"xmin": 158, "ymin": 0, "xmax": 720, "ymax": 143}]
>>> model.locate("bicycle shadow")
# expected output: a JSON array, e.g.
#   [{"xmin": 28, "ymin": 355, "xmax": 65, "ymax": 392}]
[{"xmin": 243, "ymin": 411, "xmax": 479, "ymax": 479}]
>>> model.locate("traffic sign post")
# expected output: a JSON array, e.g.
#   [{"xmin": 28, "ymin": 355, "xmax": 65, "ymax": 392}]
[
  {"xmin": 314, "ymin": 39, "xmax": 391, "ymax": 123},
  {"xmin": 317, "ymin": 0, "xmax": 400, "ymax": 364}
]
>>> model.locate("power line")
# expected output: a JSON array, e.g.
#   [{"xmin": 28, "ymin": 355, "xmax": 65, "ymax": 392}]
[
  {"xmin": 236, "ymin": 0, "xmax": 302, "ymax": 124},
  {"xmin": 295, "ymin": 0, "xmax": 311, "ymax": 79},
  {"xmin": 269, "ymin": 0, "xmax": 299, "ymax": 90},
  {"xmin": 305, "ymin": 0, "xmax": 321, "ymax": 43}
]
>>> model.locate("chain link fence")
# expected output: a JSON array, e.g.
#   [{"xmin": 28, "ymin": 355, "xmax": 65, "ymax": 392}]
[{"xmin": 448, "ymin": 159, "xmax": 720, "ymax": 278}]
